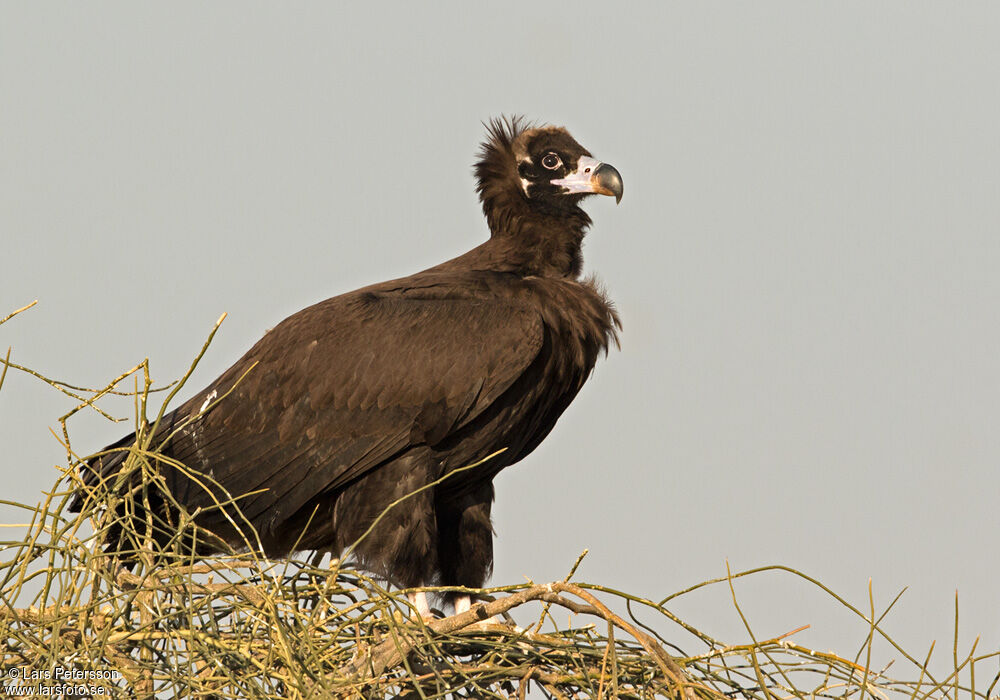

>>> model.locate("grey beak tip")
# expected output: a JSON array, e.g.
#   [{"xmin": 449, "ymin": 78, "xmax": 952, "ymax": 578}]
[{"xmin": 594, "ymin": 162, "xmax": 624, "ymax": 204}]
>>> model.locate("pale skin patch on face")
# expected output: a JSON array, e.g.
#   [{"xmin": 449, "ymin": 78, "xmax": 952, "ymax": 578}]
[{"xmin": 551, "ymin": 155, "xmax": 603, "ymax": 194}]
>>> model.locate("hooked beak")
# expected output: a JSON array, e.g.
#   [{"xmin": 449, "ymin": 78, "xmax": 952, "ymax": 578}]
[{"xmin": 551, "ymin": 156, "xmax": 624, "ymax": 204}]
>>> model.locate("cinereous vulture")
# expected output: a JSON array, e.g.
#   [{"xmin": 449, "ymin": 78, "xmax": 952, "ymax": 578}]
[{"xmin": 72, "ymin": 117, "xmax": 624, "ymax": 617}]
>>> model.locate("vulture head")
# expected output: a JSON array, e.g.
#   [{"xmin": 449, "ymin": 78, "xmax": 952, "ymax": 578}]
[{"xmin": 475, "ymin": 117, "xmax": 623, "ymax": 240}]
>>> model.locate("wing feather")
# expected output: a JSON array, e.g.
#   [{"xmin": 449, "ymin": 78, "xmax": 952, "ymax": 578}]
[{"xmin": 154, "ymin": 279, "xmax": 543, "ymax": 537}]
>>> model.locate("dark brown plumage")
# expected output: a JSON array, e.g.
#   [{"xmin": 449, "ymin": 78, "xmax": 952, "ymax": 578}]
[{"xmin": 71, "ymin": 117, "xmax": 623, "ymax": 609}]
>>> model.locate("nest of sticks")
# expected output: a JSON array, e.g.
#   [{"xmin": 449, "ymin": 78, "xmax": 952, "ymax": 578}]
[{"xmin": 1, "ymin": 302, "xmax": 996, "ymax": 699}]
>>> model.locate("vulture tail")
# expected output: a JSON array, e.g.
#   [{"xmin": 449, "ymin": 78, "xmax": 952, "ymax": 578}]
[{"xmin": 69, "ymin": 417, "xmax": 227, "ymax": 567}]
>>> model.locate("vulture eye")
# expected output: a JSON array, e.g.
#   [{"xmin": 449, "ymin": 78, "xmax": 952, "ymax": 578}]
[{"xmin": 541, "ymin": 153, "xmax": 562, "ymax": 170}]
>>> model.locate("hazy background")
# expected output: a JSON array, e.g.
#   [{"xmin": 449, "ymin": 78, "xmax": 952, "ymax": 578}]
[{"xmin": 2, "ymin": 1, "xmax": 998, "ymax": 676}]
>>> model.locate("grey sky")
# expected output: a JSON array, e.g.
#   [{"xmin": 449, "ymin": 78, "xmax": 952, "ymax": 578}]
[{"xmin": 2, "ymin": 2, "xmax": 998, "ymax": 675}]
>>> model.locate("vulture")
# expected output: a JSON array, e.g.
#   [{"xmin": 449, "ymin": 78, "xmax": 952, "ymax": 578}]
[{"xmin": 71, "ymin": 117, "xmax": 623, "ymax": 618}]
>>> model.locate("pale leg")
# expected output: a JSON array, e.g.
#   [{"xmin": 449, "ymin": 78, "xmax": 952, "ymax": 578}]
[
  {"xmin": 407, "ymin": 590, "xmax": 432, "ymax": 619},
  {"xmin": 452, "ymin": 594, "xmax": 512, "ymax": 629}
]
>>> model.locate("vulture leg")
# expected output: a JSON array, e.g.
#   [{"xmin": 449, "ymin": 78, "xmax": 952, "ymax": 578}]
[
  {"xmin": 335, "ymin": 451, "xmax": 440, "ymax": 593},
  {"xmin": 436, "ymin": 482, "xmax": 494, "ymax": 591},
  {"xmin": 407, "ymin": 589, "xmax": 433, "ymax": 619},
  {"xmin": 437, "ymin": 482, "xmax": 508, "ymax": 626},
  {"xmin": 454, "ymin": 593, "xmax": 507, "ymax": 628}
]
